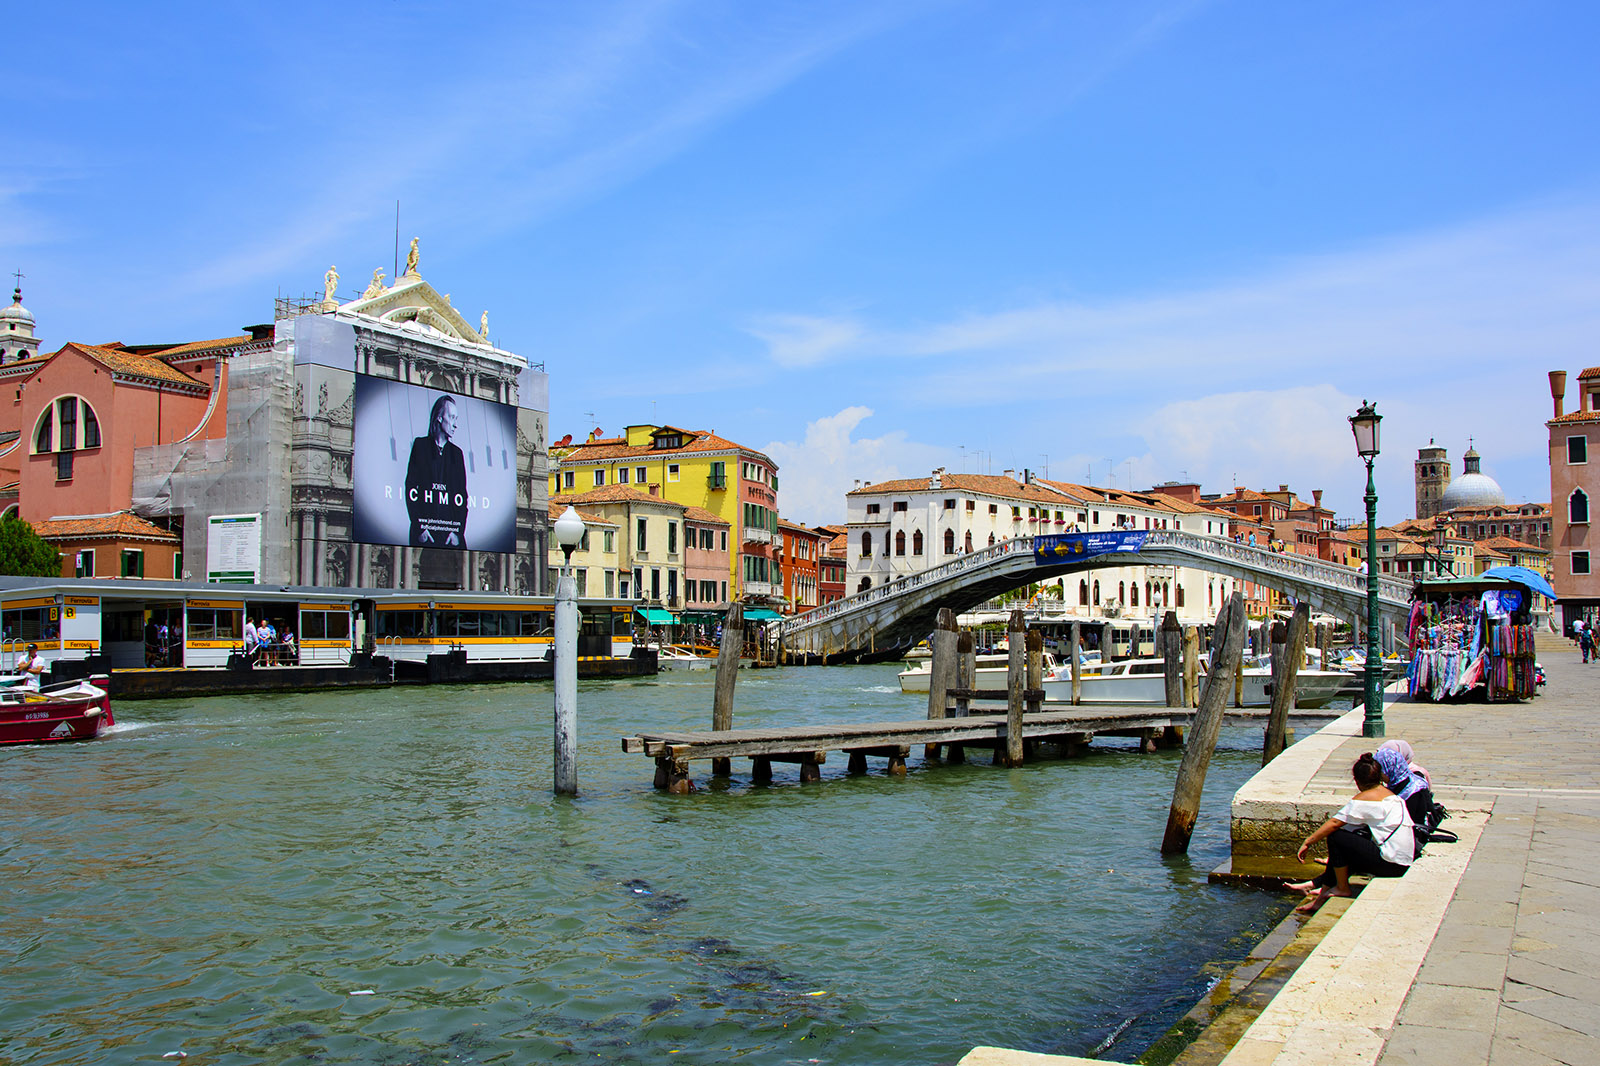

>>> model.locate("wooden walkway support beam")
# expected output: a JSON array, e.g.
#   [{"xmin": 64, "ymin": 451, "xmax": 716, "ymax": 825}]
[
  {"xmin": 1162, "ymin": 591, "xmax": 1247, "ymax": 855},
  {"xmin": 1002, "ymin": 611, "xmax": 1026, "ymax": 766},
  {"xmin": 1161, "ymin": 610, "xmax": 1183, "ymax": 708},
  {"xmin": 924, "ymin": 608, "xmax": 958, "ymax": 759},
  {"xmin": 950, "ymin": 631, "xmax": 975, "ymax": 764},
  {"xmin": 1069, "ymin": 620, "xmax": 1083, "ymax": 706},
  {"xmin": 1263, "ymin": 602, "xmax": 1310, "ymax": 765}
]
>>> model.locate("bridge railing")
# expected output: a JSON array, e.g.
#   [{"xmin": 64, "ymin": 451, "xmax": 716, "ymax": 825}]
[
  {"xmin": 772, "ymin": 535, "xmax": 1038, "ymax": 638},
  {"xmin": 773, "ymin": 529, "xmax": 1412, "ymax": 640}
]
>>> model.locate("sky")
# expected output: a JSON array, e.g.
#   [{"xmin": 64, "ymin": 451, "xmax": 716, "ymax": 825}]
[{"xmin": 7, "ymin": 0, "xmax": 1599, "ymax": 527}]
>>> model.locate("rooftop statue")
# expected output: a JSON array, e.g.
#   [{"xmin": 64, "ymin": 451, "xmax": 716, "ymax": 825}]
[
  {"xmin": 405, "ymin": 237, "xmax": 420, "ymax": 277},
  {"xmin": 324, "ymin": 265, "xmax": 339, "ymax": 302},
  {"xmin": 363, "ymin": 269, "xmax": 386, "ymax": 299},
  {"xmin": 480, "ymin": 310, "xmax": 489, "ymax": 340}
]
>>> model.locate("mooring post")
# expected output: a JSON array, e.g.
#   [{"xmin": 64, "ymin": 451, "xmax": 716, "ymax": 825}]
[
  {"xmin": 1069, "ymin": 620, "xmax": 1083, "ymax": 706},
  {"xmin": 1263, "ymin": 603, "xmax": 1311, "ymax": 765},
  {"xmin": 1026, "ymin": 628, "xmax": 1043, "ymax": 693},
  {"xmin": 1269, "ymin": 618, "xmax": 1287, "ymax": 692},
  {"xmin": 950, "ymin": 631, "xmax": 975, "ymax": 764},
  {"xmin": 1183, "ymin": 625, "xmax": 1199, "ymax": 708},
  {"xmin": 1002, "ymin": 610, "xmax": 1026, "ymax": 767},
  {"xmin": 1161, "ymin": 610, "xmax": 1183, "ymax": 708},
  {"xmin": 1161, "ymin": 591, "xmax": 1247, "ymax": 855},
  {"xmin": 925, "ymin": 608, "xmax": 958, "ymax": 760},
  {"xmin": 710, "ymin": 602, "xmax": 743, "ymax": 776},
  {"xmin": 1317, "ymin": 622, "xmax": 1331, "ymax": 671}
]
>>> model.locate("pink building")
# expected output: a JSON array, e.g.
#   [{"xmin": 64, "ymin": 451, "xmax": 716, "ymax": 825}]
[
  {"xmin": 682, "ymin": 504, "xmax": 731, "ymax": 612},
  {"xmin": 1548, "ymin": 369, "xmax": 1600, "ymax": 631}
]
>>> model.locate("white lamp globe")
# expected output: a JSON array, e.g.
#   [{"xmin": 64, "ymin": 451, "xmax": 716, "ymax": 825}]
[{"xmin": 554, "ymin": 506, "xmax": 586, "ymax": 551}]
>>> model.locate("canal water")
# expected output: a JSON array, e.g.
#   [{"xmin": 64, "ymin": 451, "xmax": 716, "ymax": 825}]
[{"xmin": 2, "ymin": 665, "xmax": 1296, "ymax": 1066}]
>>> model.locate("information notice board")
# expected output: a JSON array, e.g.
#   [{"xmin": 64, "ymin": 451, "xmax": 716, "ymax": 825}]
[{"xmin": 207, "ymin": 513, "xmax": 261, "ymax": 584}]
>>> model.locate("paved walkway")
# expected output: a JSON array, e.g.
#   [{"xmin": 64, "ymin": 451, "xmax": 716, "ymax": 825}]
[
  {"xmin": 964, "ymin": 645, "xmax": 1600, "ymax": 1066},
  {"xmin": 1377, "ymin": 646, "xmax": 1600, "ymax": 1066}
]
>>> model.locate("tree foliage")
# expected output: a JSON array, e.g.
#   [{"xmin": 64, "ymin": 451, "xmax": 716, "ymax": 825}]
[{"xmin": 0, "ymin": 514, "xmax": 62, "ymax": 577}]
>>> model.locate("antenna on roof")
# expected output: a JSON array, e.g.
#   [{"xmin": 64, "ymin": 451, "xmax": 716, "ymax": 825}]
[{"xmin": 394, "ymin": 201, "xmax": 401, "ymax": 281}]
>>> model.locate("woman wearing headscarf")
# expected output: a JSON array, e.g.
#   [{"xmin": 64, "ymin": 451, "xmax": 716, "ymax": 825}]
[
  {"xmin": 1377, "ymin": 738, "xmax": 1431, "ymax": 789},
  {"xmin": 1286, "ymin": 753, "xmax": 1416, "ymax": 914},
  {"xmin": 1375, "ymin": 742, "xmax": 1434, "ymax": 829}
]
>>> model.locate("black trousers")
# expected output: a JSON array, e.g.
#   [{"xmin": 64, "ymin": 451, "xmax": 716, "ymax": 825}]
[{"xmin": 1314, "ymin": 824, "xmax": 1411, "ymax": 887}]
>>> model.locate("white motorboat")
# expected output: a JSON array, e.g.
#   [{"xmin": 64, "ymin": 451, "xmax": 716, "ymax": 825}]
[
  {"xmin": 898, "ymin": 651, "xmax": 1058, "ymax": 694},
  {"xmin": 1040, "ymin": 655, "xmax": 1351, "ymax": 708}
]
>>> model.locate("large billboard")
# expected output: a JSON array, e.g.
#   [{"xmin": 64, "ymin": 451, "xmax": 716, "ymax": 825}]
[{"xmin": 351, "ymin": 374, "xmax": 518, "ymax": 553}]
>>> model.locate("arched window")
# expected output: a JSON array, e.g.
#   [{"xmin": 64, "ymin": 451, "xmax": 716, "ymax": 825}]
[
  {"xmin": 912, "ymin": 530, "xmax": 923, "ymax": 555},
  {"xmin": 944, "ymin": 529, "xmax": 956, "ymax": 554},
  {"xmin": 1093, "ymin": 580, "xmax": 1100, "ymax": 604},
  {"xmin": 1079, "ymin": 580, "xmax": 1089, "ymax": 605},
  {"xmin": 1118, "ymin": 581, "xmax": 1126, "ymax": 603},
  {"xmin": 1208, "ymin": 582, "xmax": 1214, "ymax": 607},
  {"xmin": 895, "ymin": 530, "xmax": 906, "ymax": 556},
  {"xmin": 964, "ymin": 530, "xmax": 973, "ymax": 552},
  {"xmin": 861, "ymin": 531, "xmax": 872, "ymax": 557},
  {"xmin": 32, "ymin": 395, "xmax": 101, "ymax": 454},
  {"xmin": 1145, "ymin": 581, "xmax": 1152, "ymax": 605},
  {"xmin": 858, "ymin": 577, "xmax": 872, "ymax": 592},
  {"xmin": 1571, "ymin": 489, "xmax": 1590, "ymax": 525},
  {"xmin": 1176, "ymin": 585, "xmax": 1185, "ymax": 608},
  {"xmin": 1130, "ymin": 584, "xmax": 1139, "ymax": 607}
]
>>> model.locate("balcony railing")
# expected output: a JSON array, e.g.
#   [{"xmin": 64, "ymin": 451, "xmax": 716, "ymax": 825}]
[
  {"xmin": 744, "ymin": 527, "xmax": 773, "ymax": 545},
  {"xmin": 707, "ymin": 473, "xmax": 728, "ymax": 490}
]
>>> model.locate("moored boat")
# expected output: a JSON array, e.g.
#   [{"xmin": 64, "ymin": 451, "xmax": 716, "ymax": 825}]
[
  {"xmin": 1040, "ymin": 656, "xmax": 1350, "ymax": 708},
  {"xmin": 0, "ymin": 677, "xmax": 115, "ymax": 745},
  {"xmin": 899, "ymin": 651, "xmax": 1058, "ymax": 694}
]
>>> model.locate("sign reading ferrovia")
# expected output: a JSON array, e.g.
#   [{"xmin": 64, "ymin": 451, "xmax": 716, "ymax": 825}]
[{"xmin": 207, "ymin": 513, "xmax": 262, "ymax": 584}]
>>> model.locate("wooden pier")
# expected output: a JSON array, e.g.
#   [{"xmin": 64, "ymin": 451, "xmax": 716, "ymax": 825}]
[{"xmin": 621, "ymin": 702, "xmax": 1334, "ymax": 793}]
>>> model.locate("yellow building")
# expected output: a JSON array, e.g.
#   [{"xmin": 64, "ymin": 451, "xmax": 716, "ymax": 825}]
[
  {"xmin": 550, "ymin": 425, "xmax": 780, "ymax": 608},
  {"xmin": 545, "ymin": 507, "xmax": 619, "ymax": 599}
]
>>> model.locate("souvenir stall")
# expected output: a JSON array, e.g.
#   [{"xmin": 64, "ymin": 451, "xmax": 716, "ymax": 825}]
[{"xmin": 1406, "ymin": 568, "xmax": 1550, "ymax": 703}]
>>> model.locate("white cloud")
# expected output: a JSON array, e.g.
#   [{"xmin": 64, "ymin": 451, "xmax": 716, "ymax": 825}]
[
  {"xmin": 745, "ymin": 313, "xmax": 863, "ymax": 368},
  {"xmin": 763, "ymin": 406, "xmax": 946, "ymax": 525}
]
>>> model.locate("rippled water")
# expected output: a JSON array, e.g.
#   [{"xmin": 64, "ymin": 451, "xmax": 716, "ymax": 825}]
[{"xmin": 1, "ymin": 665, "xmax": 1292, "ymax": 1065}]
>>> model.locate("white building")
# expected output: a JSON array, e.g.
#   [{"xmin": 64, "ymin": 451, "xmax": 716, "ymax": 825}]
[{"xmin": 844, "ymin": 469, "xmax": 1234, "ymax": 627}]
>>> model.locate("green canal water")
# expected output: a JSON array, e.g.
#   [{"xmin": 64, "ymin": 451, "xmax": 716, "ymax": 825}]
[{"xmin": 2, "ymin": 664, "xmax": 1295, "ymax": 1065}]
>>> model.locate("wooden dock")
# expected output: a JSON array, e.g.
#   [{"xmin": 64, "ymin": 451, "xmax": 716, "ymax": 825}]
[{"xmin": 621, "ymin": 702, "xmax": 1337, "ymax": 792}]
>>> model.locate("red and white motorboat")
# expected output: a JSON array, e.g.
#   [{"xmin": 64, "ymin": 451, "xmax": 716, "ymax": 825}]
[{"xmin": 0, "ymin": 677, "xmax": 114, "ymax": 745}]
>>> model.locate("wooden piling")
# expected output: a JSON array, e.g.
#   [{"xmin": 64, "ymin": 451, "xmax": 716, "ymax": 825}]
[
  {"xmin": 1317, "ymin": 622, "xmax": 1331, "ymax": 671},
  {"xmin": 1026, "ymin": 629, "xmax": 1044, "ymax": 692},
  {"xmin": 925, "ymin": 608, "xmax": 958, "ymax": 759},
  {"xmin": 1183, "ymin": 626, "xmax": 1199, "ymax": 707},
  {"xmin": 950, "ymin": 631, "xmax": 975, "ymax": 764},
  {"xmin": 1161, "ymin": 611, "xmax": 1183, "ymax": 708},
  {"xmin": 1002, "ymin": 610, "xmax": 1026, "ymax": 767},
  {"xmin": 1161, "ymin": 591, "xmax": 1247, "ymax": 855},
  {"xmin": 1069, "ymin": 620, "xmax": 1083, "ymax": 705},
  {"xmin": 711, "ymin": 602, "xmax": 743, "ymax": 776},
  {"xmin": 1263, "ymin": 603, "xmax": 1311, "ymax": 765}
]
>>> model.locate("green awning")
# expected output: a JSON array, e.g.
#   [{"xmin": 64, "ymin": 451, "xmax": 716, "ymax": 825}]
[
  {"xmin": 634, "ymin": 608, "xmax": 678, "ymax": 624},
  {"xmin": 741, "ymin": 608, "xmax": 783, "ymax": 621}
]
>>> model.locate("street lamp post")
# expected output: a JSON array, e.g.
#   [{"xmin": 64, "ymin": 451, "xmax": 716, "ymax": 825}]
[
  {"xmin": 1428, "ymin": 516, "xmax": 1454, "ymax": 578},
  {"xmin": 1349, "ymin": 401, "xmax": 1384, "ymax": 739},
  {"xmin": 553, "ymin": 505, "xmax": 586, "ymax": 795}
]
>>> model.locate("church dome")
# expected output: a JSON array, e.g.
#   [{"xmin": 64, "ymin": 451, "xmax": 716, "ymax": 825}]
[
  {"xmin": 0, "ymin": 287, "xmax": 34, "ymax": 329},
  {"xmin": 1439, "ymin": 444, "xmax": 1504, "ymax": 510}
]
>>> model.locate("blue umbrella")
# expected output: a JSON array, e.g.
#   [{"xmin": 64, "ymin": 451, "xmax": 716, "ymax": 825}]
[{"xmin": 1479, "ymin": 565, "xmax": 1557, "ymax": 601}]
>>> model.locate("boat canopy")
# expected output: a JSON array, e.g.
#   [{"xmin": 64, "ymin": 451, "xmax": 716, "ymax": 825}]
[{"xmin": 742, "ymin": 608, "xmax": 782, "ymax": 621}]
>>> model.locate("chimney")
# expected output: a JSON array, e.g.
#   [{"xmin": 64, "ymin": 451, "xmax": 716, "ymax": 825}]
[
  {"xmin": 1550, "ymin": 370, "xmax": 1567, "ymax": 418},
  {"xmin": 1279, "ymin": 484, "xmax": 1288, "ymax": 493},
  {"xmin": 1003, "ymin": 469, "xmax": 1015, "ymax": 481},
  {"xmin": 853, "ymin": 479, "xmax": 861, "ymax": 490},
  {"xmin": 1313, "ymin": 489, "xmax": 1323, "ymax": 508}
]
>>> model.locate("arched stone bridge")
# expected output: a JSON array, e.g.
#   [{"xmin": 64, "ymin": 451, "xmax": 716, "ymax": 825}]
[{"xmin": 769, "ymin": 530, "xmax": 1413, "ymax": 660}]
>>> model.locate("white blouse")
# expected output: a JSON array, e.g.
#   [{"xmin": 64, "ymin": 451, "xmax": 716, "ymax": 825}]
[{"xmin": 1336, "ymin": 795, "xmax": 1415, "ymax": 866}]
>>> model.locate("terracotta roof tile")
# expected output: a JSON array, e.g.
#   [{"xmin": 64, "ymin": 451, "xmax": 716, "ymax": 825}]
[
  {"xmin": 559, "ymin": 428, "xmax": 771, "ymax": 464},
  {"xmin": 71, "ymin": 343, "xmax": 205, "ymax": 388},
  {"xmin": 551, "ymin": 485, "xmax": 687, "ymax": 510},
  {"xmin": 151, "ymin": 335, "xmax": 252, "ymax": 358},
  {"xmin": 1549, "ymin": 410, "xmax": 1600, "ymax": 425},
  {"xmin": 34, "ymin": 513, "xmax": 180, "ymax": 542},
  {"xmin": 572, "ymin": 508, "xmax": 616, "ymax": 528},
  {"xmin": 682, "ymin": 505, "xmax": 728, "ymax": 525},
  {"xmin": 1577, "ymin": 366, "xmax": 1600, "ymax": 381},
  {"xmin": 1477, "ymin": 535, "xmax": 1548, "ymax": 554}
]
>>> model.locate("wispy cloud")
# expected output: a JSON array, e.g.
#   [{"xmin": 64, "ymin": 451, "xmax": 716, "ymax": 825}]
[{"xmin": 763, "ymin": 406, "xmax": 945, "ymax": 525}]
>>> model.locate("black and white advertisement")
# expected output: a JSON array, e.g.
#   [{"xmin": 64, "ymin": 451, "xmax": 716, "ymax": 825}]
[{"xmin": 351, "ymin": 374, "xmax": 518, "ymax": 553}]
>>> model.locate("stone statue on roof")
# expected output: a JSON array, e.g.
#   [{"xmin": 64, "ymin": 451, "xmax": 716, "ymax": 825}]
[
  {"xmin": 480, "ymin": 310, "xmax": 489, "ymax": 341},
  {"xmin": 404, "ymin": 237, "xmax": 420, "ymax": 277},
  {"xmin": 324, "ymin": 265, "xmax": 338, "ymax": 301},
  {"xmin": 363, "ymin": 269, "xmax": 386, "ymax": 299}
]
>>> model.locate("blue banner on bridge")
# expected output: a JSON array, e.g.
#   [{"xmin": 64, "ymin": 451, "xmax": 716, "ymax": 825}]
[{"xmin": 1033, "ymin": 530, "xmax": 1148, "ymax": 565}]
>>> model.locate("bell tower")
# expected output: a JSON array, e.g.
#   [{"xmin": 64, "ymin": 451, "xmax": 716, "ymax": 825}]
[
  {"xmin": 1415, "ymin": 439, "xmax": 1451, "ymax": 519},
  {"xmin": 0, "ymin": 271, "xmax": 41, "ymax": 365}
]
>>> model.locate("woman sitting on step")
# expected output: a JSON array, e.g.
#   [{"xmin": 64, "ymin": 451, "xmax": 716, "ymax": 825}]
[
  {"xmin": 1374, "ymin": 743, "xmax": 1433, "ymax": 828},
  {"xmin": 1286, "ymin": 752, "xmax": 1416, "ymax": 914}
]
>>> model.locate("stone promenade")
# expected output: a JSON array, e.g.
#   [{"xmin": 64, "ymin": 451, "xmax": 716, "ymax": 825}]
[{"xmin": 963, "ymin": 645, "xmax": 1600, "ymax": 1066}]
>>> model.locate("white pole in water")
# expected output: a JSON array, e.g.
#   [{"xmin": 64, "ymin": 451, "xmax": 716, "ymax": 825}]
[{"xmin": 553, "ymin": 506, "xmax": 586, "ymax": 796}]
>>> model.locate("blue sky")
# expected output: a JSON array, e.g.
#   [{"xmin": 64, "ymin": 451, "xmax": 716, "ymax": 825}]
[{"xmin": 8, "ymin": 1, "xmax": 1599, "ymax": 526}]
